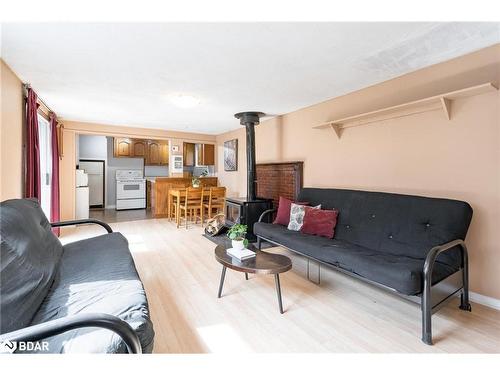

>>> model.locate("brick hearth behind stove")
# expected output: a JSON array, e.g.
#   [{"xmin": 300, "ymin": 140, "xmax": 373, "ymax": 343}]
[{"xmin": 256, "ymin": 162, "xmax": 304, "ymax": 207}]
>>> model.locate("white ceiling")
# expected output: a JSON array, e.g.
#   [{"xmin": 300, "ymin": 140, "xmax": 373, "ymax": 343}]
[{"xmin": 1, "ymin": 23, "xmax": 499, "ymax": 134}]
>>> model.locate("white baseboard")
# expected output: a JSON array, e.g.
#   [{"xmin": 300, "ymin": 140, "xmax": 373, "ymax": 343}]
[
  {"xmin": 106, "ymin": 205, "xmax": 116, "ymax": 209},
  {"xmin": 469, "ymin": 292, "xmax": 500, "ymax": 310}
]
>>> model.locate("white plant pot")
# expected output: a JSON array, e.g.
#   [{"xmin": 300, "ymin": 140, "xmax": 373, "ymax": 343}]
[{"xmin": 232, "ymin": 239, "xmax": 246, "ymax": 251}]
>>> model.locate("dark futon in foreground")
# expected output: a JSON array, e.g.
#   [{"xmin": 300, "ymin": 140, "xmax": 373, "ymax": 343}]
[
  {"xmin": 254, "ymin": 188, "xmax": 473, "ymax": 345},
  {"xmin": 0, "ymin": 199, "xmax": 154, "ymax": 353}
]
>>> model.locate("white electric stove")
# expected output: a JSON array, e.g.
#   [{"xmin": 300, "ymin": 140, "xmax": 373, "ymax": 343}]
[{"xmin": 115, "ymin": 170, "xmax": 146, "ymax": 210}]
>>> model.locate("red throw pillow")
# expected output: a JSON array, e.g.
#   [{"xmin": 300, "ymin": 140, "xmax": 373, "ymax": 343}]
[
  {"xmin": 273, "ymin": 196, "xmax": 309, "ymax": 226},
  {"xmin": 300, "ymin": 207, "xmax": 339, "ymax": 238}
]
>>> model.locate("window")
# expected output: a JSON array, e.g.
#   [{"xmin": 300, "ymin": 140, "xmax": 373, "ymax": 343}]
[{"xmin": 37, "ymin": 113, "xmax": 52, "ymax": 218}]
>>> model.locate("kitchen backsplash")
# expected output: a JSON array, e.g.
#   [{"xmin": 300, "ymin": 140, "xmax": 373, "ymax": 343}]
[
  {"xmin": 193, "ymin": 165, "xmax": 215, "ymax": 177},
  {"xmin": 144, "ymin": 165, "xmax": 169, "ymax": 177},
  {"xmin": 144, "ymin": 165, "xmax": 214, "ymax": 177}
]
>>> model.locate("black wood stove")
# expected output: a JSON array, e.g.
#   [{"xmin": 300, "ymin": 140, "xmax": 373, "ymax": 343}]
[{"xmin": 224, "ymin": 112, "xmax": 272, "ymax": 241}]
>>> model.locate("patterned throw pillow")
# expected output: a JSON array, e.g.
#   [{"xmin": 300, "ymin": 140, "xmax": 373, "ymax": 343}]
[{"xmin": 287, "ymin": 203, "xmax": 321, "ymax": 231}]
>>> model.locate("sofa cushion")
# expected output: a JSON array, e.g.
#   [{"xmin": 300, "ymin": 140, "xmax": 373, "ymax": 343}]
[
  {"xmin": 254, "ymin": 222, "xmax": 458, "ymax": 295},
  {"xmin": 288, "ymin": 203, "xmax": 320, "ymax": 231},
  {"xmin": 0, "ymin": 199, "xmax": 63, "ymax": 334},
  {"xmin": 28, "ymin": 232, "xmax": 154, "ymax": 353},
  {"xmin": 273, "ymin": 196, "xmax": 309, "ymax": 226},
  {"xmin": 297, "ymin": 188, "xmax": 472, "ymax": 268},
  {"xmin": 301, "ymin": 207, "xmax": 339, "ymax": 238}
]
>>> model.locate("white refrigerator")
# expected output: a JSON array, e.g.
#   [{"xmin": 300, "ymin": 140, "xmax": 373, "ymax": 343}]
[
  {"xmin": 75, "ymin": 169, "xmax": 90, "ymax": 219},
  {"xmin": 79, "ymin": 161, "xmax": 104, "ymax": 207}
]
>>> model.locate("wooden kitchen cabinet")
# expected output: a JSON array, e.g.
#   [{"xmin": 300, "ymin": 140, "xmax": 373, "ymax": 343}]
[
  {"xmin": 195, "ymin": 143, "xmax": 215, "ymax": 166},
  {"xmin": 114, "ymin": 137, "xmax": 169, "ymax": 165},
  {"xmin": 183, "ymin": 142, "xmax": 196, "ymax": 166},
  {"xmin": 145, "ymin": 140, "xmax": 169, "ymax": 165},
  {"xmin": 147, "ymin": 140, "xmax": 161, "ymax": 165},
  {"xmin": 114, "ymin": 138, "xmax": 132, "ymax": 157},
  {"xmin": 202, "ymin": 144, "xmax": 215, "ymax": 165},
  {"xmin": 132, "ymin": 139, "xmax": 147, "ymax": 157},
  {"xmin": 159, "ymin": 141, "xmax": 169, "ymax": 165}
]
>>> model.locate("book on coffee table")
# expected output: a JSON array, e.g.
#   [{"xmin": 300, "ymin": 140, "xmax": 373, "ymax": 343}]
[{"xmin": 227, "ymin": 247, "xmax": 256, "ymax": 261}]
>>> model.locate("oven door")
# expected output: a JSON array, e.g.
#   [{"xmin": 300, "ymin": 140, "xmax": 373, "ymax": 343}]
[{"xmin": 116, "ymin": 181, "xmax": 145, "ymax": 200}]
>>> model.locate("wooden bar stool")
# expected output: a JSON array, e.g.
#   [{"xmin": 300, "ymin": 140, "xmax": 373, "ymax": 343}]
[
  {"xmin": 202, "ymin": 187, "xmax": 226, "ymax": 225},
  {"xmin": 178, "ymin": 187, "xmax": 204, "ymax": 228}
]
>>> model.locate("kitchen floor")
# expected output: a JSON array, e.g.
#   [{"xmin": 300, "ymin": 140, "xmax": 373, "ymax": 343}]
[{"xmin": 89, "ymin": 208, "xmax": 153, "ymax": 223}]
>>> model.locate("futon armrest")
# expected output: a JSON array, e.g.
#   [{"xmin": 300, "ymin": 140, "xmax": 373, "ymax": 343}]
[
  {"xmin": 0, "ymin": 313, "xmax": 142, "ymax": 354},
  {"xmin": 51, "ymin": 219, "xmax": 113, "ymax": 233},
  {"xmin": 258, "ymin": 208, "xmax": 277, "ymax": 223},
  {"xmin": 423, "ymin": 239, "xmax": 467, "ymax": 275},
  {"xmin": 421, "ymin": 239, "xmax": 470, "ymax": 344},
  {"xmin": 423, "ymin": 239, "xmax": 469, "ymax": 299}
]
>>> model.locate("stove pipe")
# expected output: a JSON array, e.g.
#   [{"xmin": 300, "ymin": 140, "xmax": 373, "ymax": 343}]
[{"xmin": 234, "ymin": 111, "xmax": 265, "ymax": 201}]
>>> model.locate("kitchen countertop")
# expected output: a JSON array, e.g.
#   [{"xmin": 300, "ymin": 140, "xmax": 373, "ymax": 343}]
[{"xmin": 146, "ymin": 176, "xmax": 217, "ymax": 183}]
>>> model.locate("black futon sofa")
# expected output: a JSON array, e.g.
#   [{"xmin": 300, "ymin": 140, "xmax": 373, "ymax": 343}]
[
  {"xmin": 254, "ymin": 188, "xmax": 473, "ymax": 345},
  {"xmin": 0, "ymin": 199, "xmax": 154, "ymax": 353}
]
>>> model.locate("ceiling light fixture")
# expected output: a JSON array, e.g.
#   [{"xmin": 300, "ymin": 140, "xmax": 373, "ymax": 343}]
[{"xmin": 170, "ymin": 94, "xmax": 200, "ymax": 108}]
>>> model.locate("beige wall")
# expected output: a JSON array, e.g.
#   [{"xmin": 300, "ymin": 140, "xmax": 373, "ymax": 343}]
[
  {"xmin": 216, "ymin": 127, "xmax": 247, "ymax": 197},
  {"xmin": 59, "ymin": 120, "xmax": 216, "ymax": 220},
  {"xmin": 59, "ymin": 128, "xmax": 76, "ymax": 221},
  {"xmin": 0, "ymin": 60, "xmax": 24, "ymax": 200},
  {"xmin": 216, "ymin": 44, "xmax": 500, "ymax": 300}
]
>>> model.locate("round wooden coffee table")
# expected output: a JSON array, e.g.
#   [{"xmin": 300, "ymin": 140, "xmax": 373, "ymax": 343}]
[{"xmin": 214, "ymin": 244, "xmax": 292, "ymax": 314}]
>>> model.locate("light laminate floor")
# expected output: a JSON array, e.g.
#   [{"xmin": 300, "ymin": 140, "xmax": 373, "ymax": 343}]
[
  {"xmin": 61, "ymin": 218, "xmax": 500, "ymax": 353},
  {"xmin": 89, "ymin": 208, "xmax": 153, "ymax": 223}
]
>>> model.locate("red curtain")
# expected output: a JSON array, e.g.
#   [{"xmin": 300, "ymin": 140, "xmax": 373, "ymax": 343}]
[
  {"xmin": 50, "ymin": 112, "xmax": 61, "ymax": 235},
  {"xmin": 25, "ymin": 88, "xmax": 41, "ymax": 201}
]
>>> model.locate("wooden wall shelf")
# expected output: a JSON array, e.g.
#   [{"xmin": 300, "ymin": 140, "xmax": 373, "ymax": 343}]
[{"xmin": 313, "ymin": 83, "xmax": 498, "ymax": 139}]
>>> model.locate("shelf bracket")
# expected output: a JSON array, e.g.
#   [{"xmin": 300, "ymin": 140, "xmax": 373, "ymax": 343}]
[
  {"xmin": 330, "ymin": 123, "xmax": 342, "ymax": 139},
  {"xmin": 440, "ymin": 97, "xmax": 452, "ymax": 120}
]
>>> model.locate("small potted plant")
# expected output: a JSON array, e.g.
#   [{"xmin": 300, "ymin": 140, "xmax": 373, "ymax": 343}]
[
  {"xmin": 227, "ymin": 224, "xmax": 249, "ymax": 250},
  {"xmin": 192, "ymin": 176, "xmax": 200, "ymax": 188}
]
